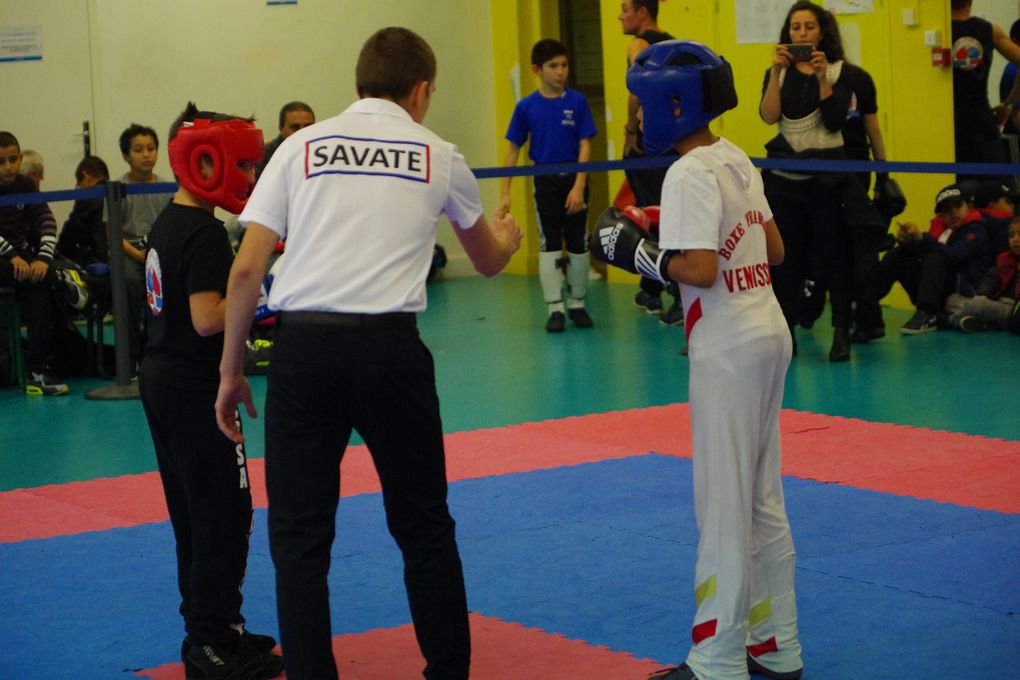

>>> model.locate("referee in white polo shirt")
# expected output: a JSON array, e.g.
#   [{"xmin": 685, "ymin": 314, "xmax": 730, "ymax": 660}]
[{"xmin": 214, "ymin": 27, "xmax": 522, "ymax": 680}]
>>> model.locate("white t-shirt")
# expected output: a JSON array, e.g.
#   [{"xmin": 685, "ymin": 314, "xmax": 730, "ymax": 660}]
[
  {"xmin": 240, "ymin": 98, "xmax": 484, "ymax": 313},
  {"xmin": 658, "ymin": 137, "xmax": 784, "ymax": 351}
]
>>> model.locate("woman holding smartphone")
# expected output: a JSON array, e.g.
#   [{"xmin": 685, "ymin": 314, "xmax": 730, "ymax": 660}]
[{"xmin": 759, "ymin": 1, "xmax": 857, "ymax": 362}]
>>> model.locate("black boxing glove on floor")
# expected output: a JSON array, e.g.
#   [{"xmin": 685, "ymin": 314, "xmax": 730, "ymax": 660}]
[{"xmin": 590, "ymin": 207, "xmax": 672, "ymax": 284}]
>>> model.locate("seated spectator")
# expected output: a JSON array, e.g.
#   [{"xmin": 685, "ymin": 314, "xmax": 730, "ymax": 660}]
[
  {"xmin": 861, "ymin": 183, "xmax": 993, "ymax": 335},
  {"xmin": 57, "ymin": 156, "xmax": 110, "ymax": 267},
  {"xmin": 946, "ymin": 216, "xmax": 1020, "ymax": 332},
  {"xmin": 0, "ymin": 131, "xmax": 89, "ymax": 395},
  {"xmin": 969, "ymin": 180, "xmax": 1017, "ymax": 254},
  {"xmin": 19, "ymin": 150, "xmax": 44, "ymax": 189},
  {"xmin": 254, "ymin": 101, "xmax": 314, "ymax": 181},
  {"xmin": 105, "ymin": 123, "xmax": 172, "ymax": 366}
]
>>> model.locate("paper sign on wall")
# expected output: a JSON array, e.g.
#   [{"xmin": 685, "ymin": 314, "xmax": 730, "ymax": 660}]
[
  {"xmin": 825, "ymin": 0, "xmax": 875, "ymax": 14},
  {"xmin": 0, "ymin": 26, "xmax": 42, "ymax": 63},
  {"xmin": 736, "ymin": 0, "xmax": 876, "ymax": 45},
  {"xmin": 735, "ymin": 0, "xmax": 789, "ymax": 45}
]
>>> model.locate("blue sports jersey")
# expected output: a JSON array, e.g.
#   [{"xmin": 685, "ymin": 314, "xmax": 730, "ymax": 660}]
[{"xmin": 505, "ymin": 88, "xmax": 597, "ymax": 164}]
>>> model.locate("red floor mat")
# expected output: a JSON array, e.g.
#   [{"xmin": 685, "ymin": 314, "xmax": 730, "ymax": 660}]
[
  {"xmin": 3, "ymin": 405, "xmax": 1017, "ymax": 542},
  {"xmin": 134, "ymin": 613, "xmax": 664, "ymax": 679}
]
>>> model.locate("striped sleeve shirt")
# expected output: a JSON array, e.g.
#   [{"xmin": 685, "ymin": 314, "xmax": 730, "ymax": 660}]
[{"xmin": 0, "ymin": 175, "xmax": 58, "ymax": 263}]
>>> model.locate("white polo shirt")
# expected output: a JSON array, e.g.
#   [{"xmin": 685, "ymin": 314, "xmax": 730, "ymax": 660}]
[
  {"xmin": 658, "ymin": 137, "xmax": 784, "ymax": 352},
  {"xmin": 240, "ymin": 98, "xmax": 484, "ymax": 313}
]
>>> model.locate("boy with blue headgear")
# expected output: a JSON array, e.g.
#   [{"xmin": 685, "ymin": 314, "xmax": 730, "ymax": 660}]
[{"xmin": 591, "ymin": 40, "xmax": 803, "ymax": 680}]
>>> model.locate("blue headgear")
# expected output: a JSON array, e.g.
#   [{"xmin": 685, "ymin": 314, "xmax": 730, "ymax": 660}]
[{"xmin": 626, "ymin": 40, "xmax": 738, "ymax": 156}]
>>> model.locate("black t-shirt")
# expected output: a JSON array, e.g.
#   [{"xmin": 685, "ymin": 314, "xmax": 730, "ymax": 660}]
[
  {"xmin": 952, "ymin": 16, "xmax": 994, "ymax": 123},
  {"xmin": 839, "ymin": 63, "xmax": 879, "ymax": 160},
  {"xmin": 140, "ymin": 202, "xmax": 233, "ymax": 388}
]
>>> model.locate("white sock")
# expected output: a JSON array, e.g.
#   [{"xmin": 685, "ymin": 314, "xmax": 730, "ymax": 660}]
[
  {"xmin": 538, "ymin": 251, "xmax": 564, "ymax": 303},
  {"xmin": 566, "ymin": 251, "xmax": 589, "ymax": 303}
]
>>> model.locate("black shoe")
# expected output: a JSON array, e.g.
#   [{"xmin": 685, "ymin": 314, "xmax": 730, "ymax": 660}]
[
  {"xmin": 959, "ymin": 315, "xmax": 995, "ymax": 333},
  {"xmin": 182, "ymin": 631, "xmax": 277, "ymax": 661},
  {"xmin": 183, "ymin": 636, "xmax": 284, "ymax": 679},
  {"xmin": 648, "ymin": 663, "xmax": 698, "ymax": 679},
  {"xmin": 567, "ymin": 307, "xmax": 593, "ymax": 328},
  {"xmin": 747, "ymin": 653, "xmax": 803, "ymax": 679},
  {"xmin": 55, "ymin": 267, "xmax": 90, "ymax": 310},
  {"xmin": 850, "ymin": 326, "xmax": 885, "ymax": 343},
  {"xmin": 634, "ymin": 290, "xmax": 663, "ymax": 314},
  {"xmin": 900, "ymin": 309, "xmax": 937, "ymax": 335},
  {"xmin": 659, "ymin": 300, "xmax": 684, "ymax": 326},
  {"xmin": 239, "ymin": 630, "xmax": 277, "ymax": 653},
  {"xmin": 828, "ymin": 326, "xmax": 851, "ymax": 362},
  {"xmin": 545, "ymin": 311, "xmax": 566, "ymax": 333},
  {"xmin": 25, "ymin": 371, "xmax": 70, "ymax": 396}
]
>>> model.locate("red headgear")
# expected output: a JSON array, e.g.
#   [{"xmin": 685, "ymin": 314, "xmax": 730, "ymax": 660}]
[{"xmin": 168, "ymin": 117, "xmax": 264, "ymax": 214}]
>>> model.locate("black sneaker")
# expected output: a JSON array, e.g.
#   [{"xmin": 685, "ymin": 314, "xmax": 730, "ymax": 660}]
[
  {"xmin": 25, "ymin": 371, "xmax": 69, "ymax": 396},
  {"xmin": 660, "ymin": 300, "xmax": 684, "ymax": 326},
  {"xmin": 959, "ymin": 315, "xmax": 995, "ymax": 333},
  {"xmin": 648, "ymin": 663, "xmax": 699, "ymax": 679},
  {"xmin": 567, "ymin": 307, "xmax": 593, "ymax": 328},
  {"xmin": 634, "ymin": 290, "xmax": 663, "ymax": 314},
  {"xmin": 55, "ymin": 267, "xmax": 89, "ymax": 310},
  {"xmin": 183, "ymin": 636, "xmax": 283, "ymax": 679},
  {"xmin": 850, "ymin": 326, "xmax": 885, "ymax": 343},
  {"xmin": 545, "ymin": 311, "xmax": 566, "ymax": 333},
  {"xmin": 900, "ymin": 310, "xmax": 938, "ymax": 335},
  {"xmin": 182, "ymin": 631, "xmax": 278, "ymax": 660},
  {"xmin": 240, "ymin": 630, "xmax": 277, "ymax": 654},
  {"xmin": 747, "ymin": 653, "xmax": 803, "ymax": 679}
]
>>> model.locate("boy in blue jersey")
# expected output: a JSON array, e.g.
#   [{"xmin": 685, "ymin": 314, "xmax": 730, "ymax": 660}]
[{"xmin": 498, "ymin": 39, "xmax": 598, "ymax": 332}]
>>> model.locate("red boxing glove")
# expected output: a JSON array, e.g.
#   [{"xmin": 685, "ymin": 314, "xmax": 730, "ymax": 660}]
[
  {"xmin": 643, "ymin": 205, "xmax": 661, "ymax": 226},
  {"xmin": 622, "ymin": 205, "xmax": 651, "ymax": 230},
  {"xmin": 621, "ymin": 205, "xmax": 661, "ymax": 229}
]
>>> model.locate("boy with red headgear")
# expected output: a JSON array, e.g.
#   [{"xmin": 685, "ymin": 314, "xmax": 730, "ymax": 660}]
[{"xmin": 139, "ymin": 102, "xmax": 283, "ymax": 679}]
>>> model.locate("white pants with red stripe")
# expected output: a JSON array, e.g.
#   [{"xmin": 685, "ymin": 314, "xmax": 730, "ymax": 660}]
[{"xmin": 684, "ymin": 327, "xmax": 802, "ymax": 680}]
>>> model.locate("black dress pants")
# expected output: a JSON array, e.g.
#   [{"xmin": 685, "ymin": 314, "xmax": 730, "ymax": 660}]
[{"xmin": 265, "ymin": 315, "xmax": 469, "ymax": 680}]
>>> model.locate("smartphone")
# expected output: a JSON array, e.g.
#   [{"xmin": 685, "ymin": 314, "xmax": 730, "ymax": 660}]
[{"xmin": 785, "ymin": 43, "xmax": 813, "ymax": 62}]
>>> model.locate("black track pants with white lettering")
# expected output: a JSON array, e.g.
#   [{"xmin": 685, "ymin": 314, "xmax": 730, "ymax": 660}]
[
  {"xmin": 139, "ymin": 373, "xmax": 253, "ymax": 647},
  {"xmin": 265, "ymin": 321, "xmax": 469, "ymax": 680}
]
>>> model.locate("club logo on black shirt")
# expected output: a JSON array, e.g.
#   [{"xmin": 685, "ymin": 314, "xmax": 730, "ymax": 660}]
[{"xmin": 145, "ymin": 248, "xmax": 164, "ymax": 316}]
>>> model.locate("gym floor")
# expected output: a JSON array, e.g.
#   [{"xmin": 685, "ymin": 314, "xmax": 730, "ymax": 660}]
[{"xmin": 1, "ymin": 274, "xmax": 1017, "ymax": 679}]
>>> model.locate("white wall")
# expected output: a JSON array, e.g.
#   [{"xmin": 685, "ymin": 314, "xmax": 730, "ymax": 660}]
[{"xmin": 2, "ymin": 0, "xmax": 499, "ymax": 272}]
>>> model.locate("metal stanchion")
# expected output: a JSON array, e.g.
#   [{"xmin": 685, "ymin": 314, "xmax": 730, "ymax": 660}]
[{"xmin": 85, "ymin": 181, "xmax": 139, "ymax": 400}]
